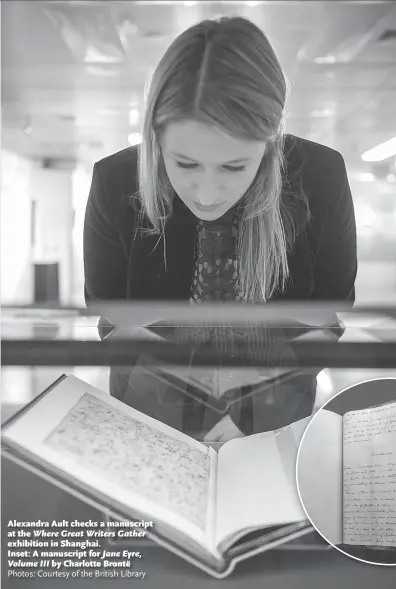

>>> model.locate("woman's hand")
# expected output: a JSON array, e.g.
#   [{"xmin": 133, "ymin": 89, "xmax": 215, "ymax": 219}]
[{"xmin": 204, "ymin": 414, "xmax": 245, "ymax": 443}]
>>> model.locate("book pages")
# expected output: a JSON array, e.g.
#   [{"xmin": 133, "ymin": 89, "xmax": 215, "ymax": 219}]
[
  {"xmin": 343, "ymin": 402, "xmax": 396, "ymax": 546},
  {"xmin": 2, "ymin": 376, "xmax": 218, "ymax": 547},
  {"xmin": 296, "ymin": 409, "xmax": 343, "ymax": 546},
  {"xmin": 46, "ymin": 393, "xmax": 211, "ymax": 531}
]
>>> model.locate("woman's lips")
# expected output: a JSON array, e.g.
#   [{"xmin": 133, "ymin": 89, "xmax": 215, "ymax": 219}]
[{"xmin": 193, "ymin": 201, "xmax": 225, "ymax": 212}]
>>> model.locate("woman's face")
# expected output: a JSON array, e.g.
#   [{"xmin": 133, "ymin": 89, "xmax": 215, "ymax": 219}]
[{"xmin": 161, "ymin": 120, "xmax": 266, "ymax": 221}]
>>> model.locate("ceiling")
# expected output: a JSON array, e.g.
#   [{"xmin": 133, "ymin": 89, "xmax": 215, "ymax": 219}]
[{"xmin": 2, "ymin": 0, "xmax": 396, "ymax": 174}]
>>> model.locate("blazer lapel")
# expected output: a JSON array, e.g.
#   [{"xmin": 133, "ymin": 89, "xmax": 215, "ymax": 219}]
[{"xmin": 129, "ymin": 194, "xmax": 196, "ymax": 300}]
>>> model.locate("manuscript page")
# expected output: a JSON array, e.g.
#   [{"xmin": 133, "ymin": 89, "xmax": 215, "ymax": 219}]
[
  {"xmin": 2, "ymin": 376, "xmax": 218, "ymax": 550},
  {"xmin": 343, "ymin": 401, "xmax": 396, "ymax": 546}
]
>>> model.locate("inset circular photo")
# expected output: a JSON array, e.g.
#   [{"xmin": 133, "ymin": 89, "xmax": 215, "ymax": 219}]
[{"xmin": 296, "ymin": 377, "xmax": 396, "ymax": 565}]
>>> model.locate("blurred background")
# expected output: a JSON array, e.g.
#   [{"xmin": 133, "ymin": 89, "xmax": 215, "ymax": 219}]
[{"xmin": 1, "ymin": 0, "xmax": 396, "ymax": 307}]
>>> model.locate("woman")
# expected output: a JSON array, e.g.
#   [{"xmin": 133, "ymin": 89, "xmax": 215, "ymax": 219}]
[{"xmin": 84, "ymin": 16, "xmax": 357, "ymax": 441}]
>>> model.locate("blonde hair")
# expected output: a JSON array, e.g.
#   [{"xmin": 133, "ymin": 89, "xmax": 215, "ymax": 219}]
[{"xmin": 137, "ymin": 16, "xmax": 310, "ymax": 302}]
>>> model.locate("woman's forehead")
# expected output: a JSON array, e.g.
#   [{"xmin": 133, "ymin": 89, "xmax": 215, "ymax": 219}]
[{"xmin": 161, "ymin": 120, "xmax": 266, "ymax": 163}]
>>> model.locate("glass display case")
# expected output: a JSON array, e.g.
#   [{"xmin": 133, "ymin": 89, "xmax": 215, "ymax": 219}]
[
  {"xmin": 2, "ymin": 302, "xmax": 396, "ymax": 585},
  {"xmin": 2, "ymin": 302, "xmax": 396, "ymax": 424}
]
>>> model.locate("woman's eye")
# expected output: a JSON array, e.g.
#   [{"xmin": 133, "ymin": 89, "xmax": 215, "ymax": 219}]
[
  {"xmin": 176, "ymin": 162, "xmax": 246, "ymax": 172},
  {"xmin": 224, "ymin": 165, "xmax": 246, "ymax": 172},
  {"xmin": 176, "ymin": 161, "xmax": 198, "ymax": 169}
]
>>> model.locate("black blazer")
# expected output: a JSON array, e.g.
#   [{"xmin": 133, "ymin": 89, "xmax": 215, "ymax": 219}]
[
  {"xmin": 84, "ymin": 134, "xmax": 357, "ymax": 305},
  {"xmin": 83, "ymin": 135, "xmax": 357, "ymax": 437}
]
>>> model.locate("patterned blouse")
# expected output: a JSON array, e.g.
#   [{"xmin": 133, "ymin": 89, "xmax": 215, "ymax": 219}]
[
  {"xmin": 178, "ymin": 206, "xmax": 316, "ymax": 439},
  {"xmin": 189, "ymin": 208, "xmax": 242, "ymax": 303}
]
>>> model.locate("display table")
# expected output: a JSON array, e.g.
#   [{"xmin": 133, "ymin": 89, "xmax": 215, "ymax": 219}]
[{"xmin": 2, "ymin": 304, "xmax": 396, "ymax": 587}]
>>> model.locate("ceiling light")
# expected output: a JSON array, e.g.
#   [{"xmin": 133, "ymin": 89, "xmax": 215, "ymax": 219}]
[
  {"xmin": 313, "ymin": 56, "xmax": 337, "ymax": 65},
  {"xmin": 84, "ymin": 46, "xmax": 123, "ymax": 64},
  {"xmin": 129, "ymin": 109, "xmax": 140, "ymax": 126},
  {"xmin": 310, "ymin": 108, "xmax": 334, "ymax": 118},
  {"xmin": 357, "ymin": 205, "xmax": 376, "ymax": 228},
  {"xmin": 355, "ymin": 173, "xmax": 375, "ymax": 183},
  {"xmin": 128, "ymin": 133, "xmax": 142, "ymax": 146},
  {"xmin": 42, "ymin": 3, "xmax": 126, "ymax": 64},
  {"xmin": 362, "ymin": 137, "xmax": 396, "ymax": 162},
  {"xmin": 86, "ymin": 66, "xmax": 120, "ymax": 77}
]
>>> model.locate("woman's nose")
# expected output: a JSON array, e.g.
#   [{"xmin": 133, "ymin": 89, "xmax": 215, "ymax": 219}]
[
  {"xmin": 195, "ymin": 193, "xmax": 218, "ymax": 206},
  {"xmin": 194, "ymin": 177, "xmax": 220, "ymax": 206}
]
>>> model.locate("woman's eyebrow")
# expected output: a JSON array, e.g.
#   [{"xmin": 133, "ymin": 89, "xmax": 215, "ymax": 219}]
[{"xmin": 169, "ymin": 151, "xmax": 252, "ymax": 164}]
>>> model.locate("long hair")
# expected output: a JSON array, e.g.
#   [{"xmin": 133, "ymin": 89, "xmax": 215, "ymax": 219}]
[{"xmin": 137, "ymin": 16, "xmax": 310, "ymax": 302}]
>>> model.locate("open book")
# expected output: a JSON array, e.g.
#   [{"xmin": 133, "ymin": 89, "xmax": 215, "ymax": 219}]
[
  {"xmin": 297, "ymin": 401, "xmax": 396, "ymax": 549},
  {"xmin": 2, "ymin": 375, "xmax": 313, "ymax": 578}
]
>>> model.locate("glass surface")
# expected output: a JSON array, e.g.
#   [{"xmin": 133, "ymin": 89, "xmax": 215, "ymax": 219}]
[{"xmin": 2, "ymin": 303, "xmax": 396, "ymax": 442}]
